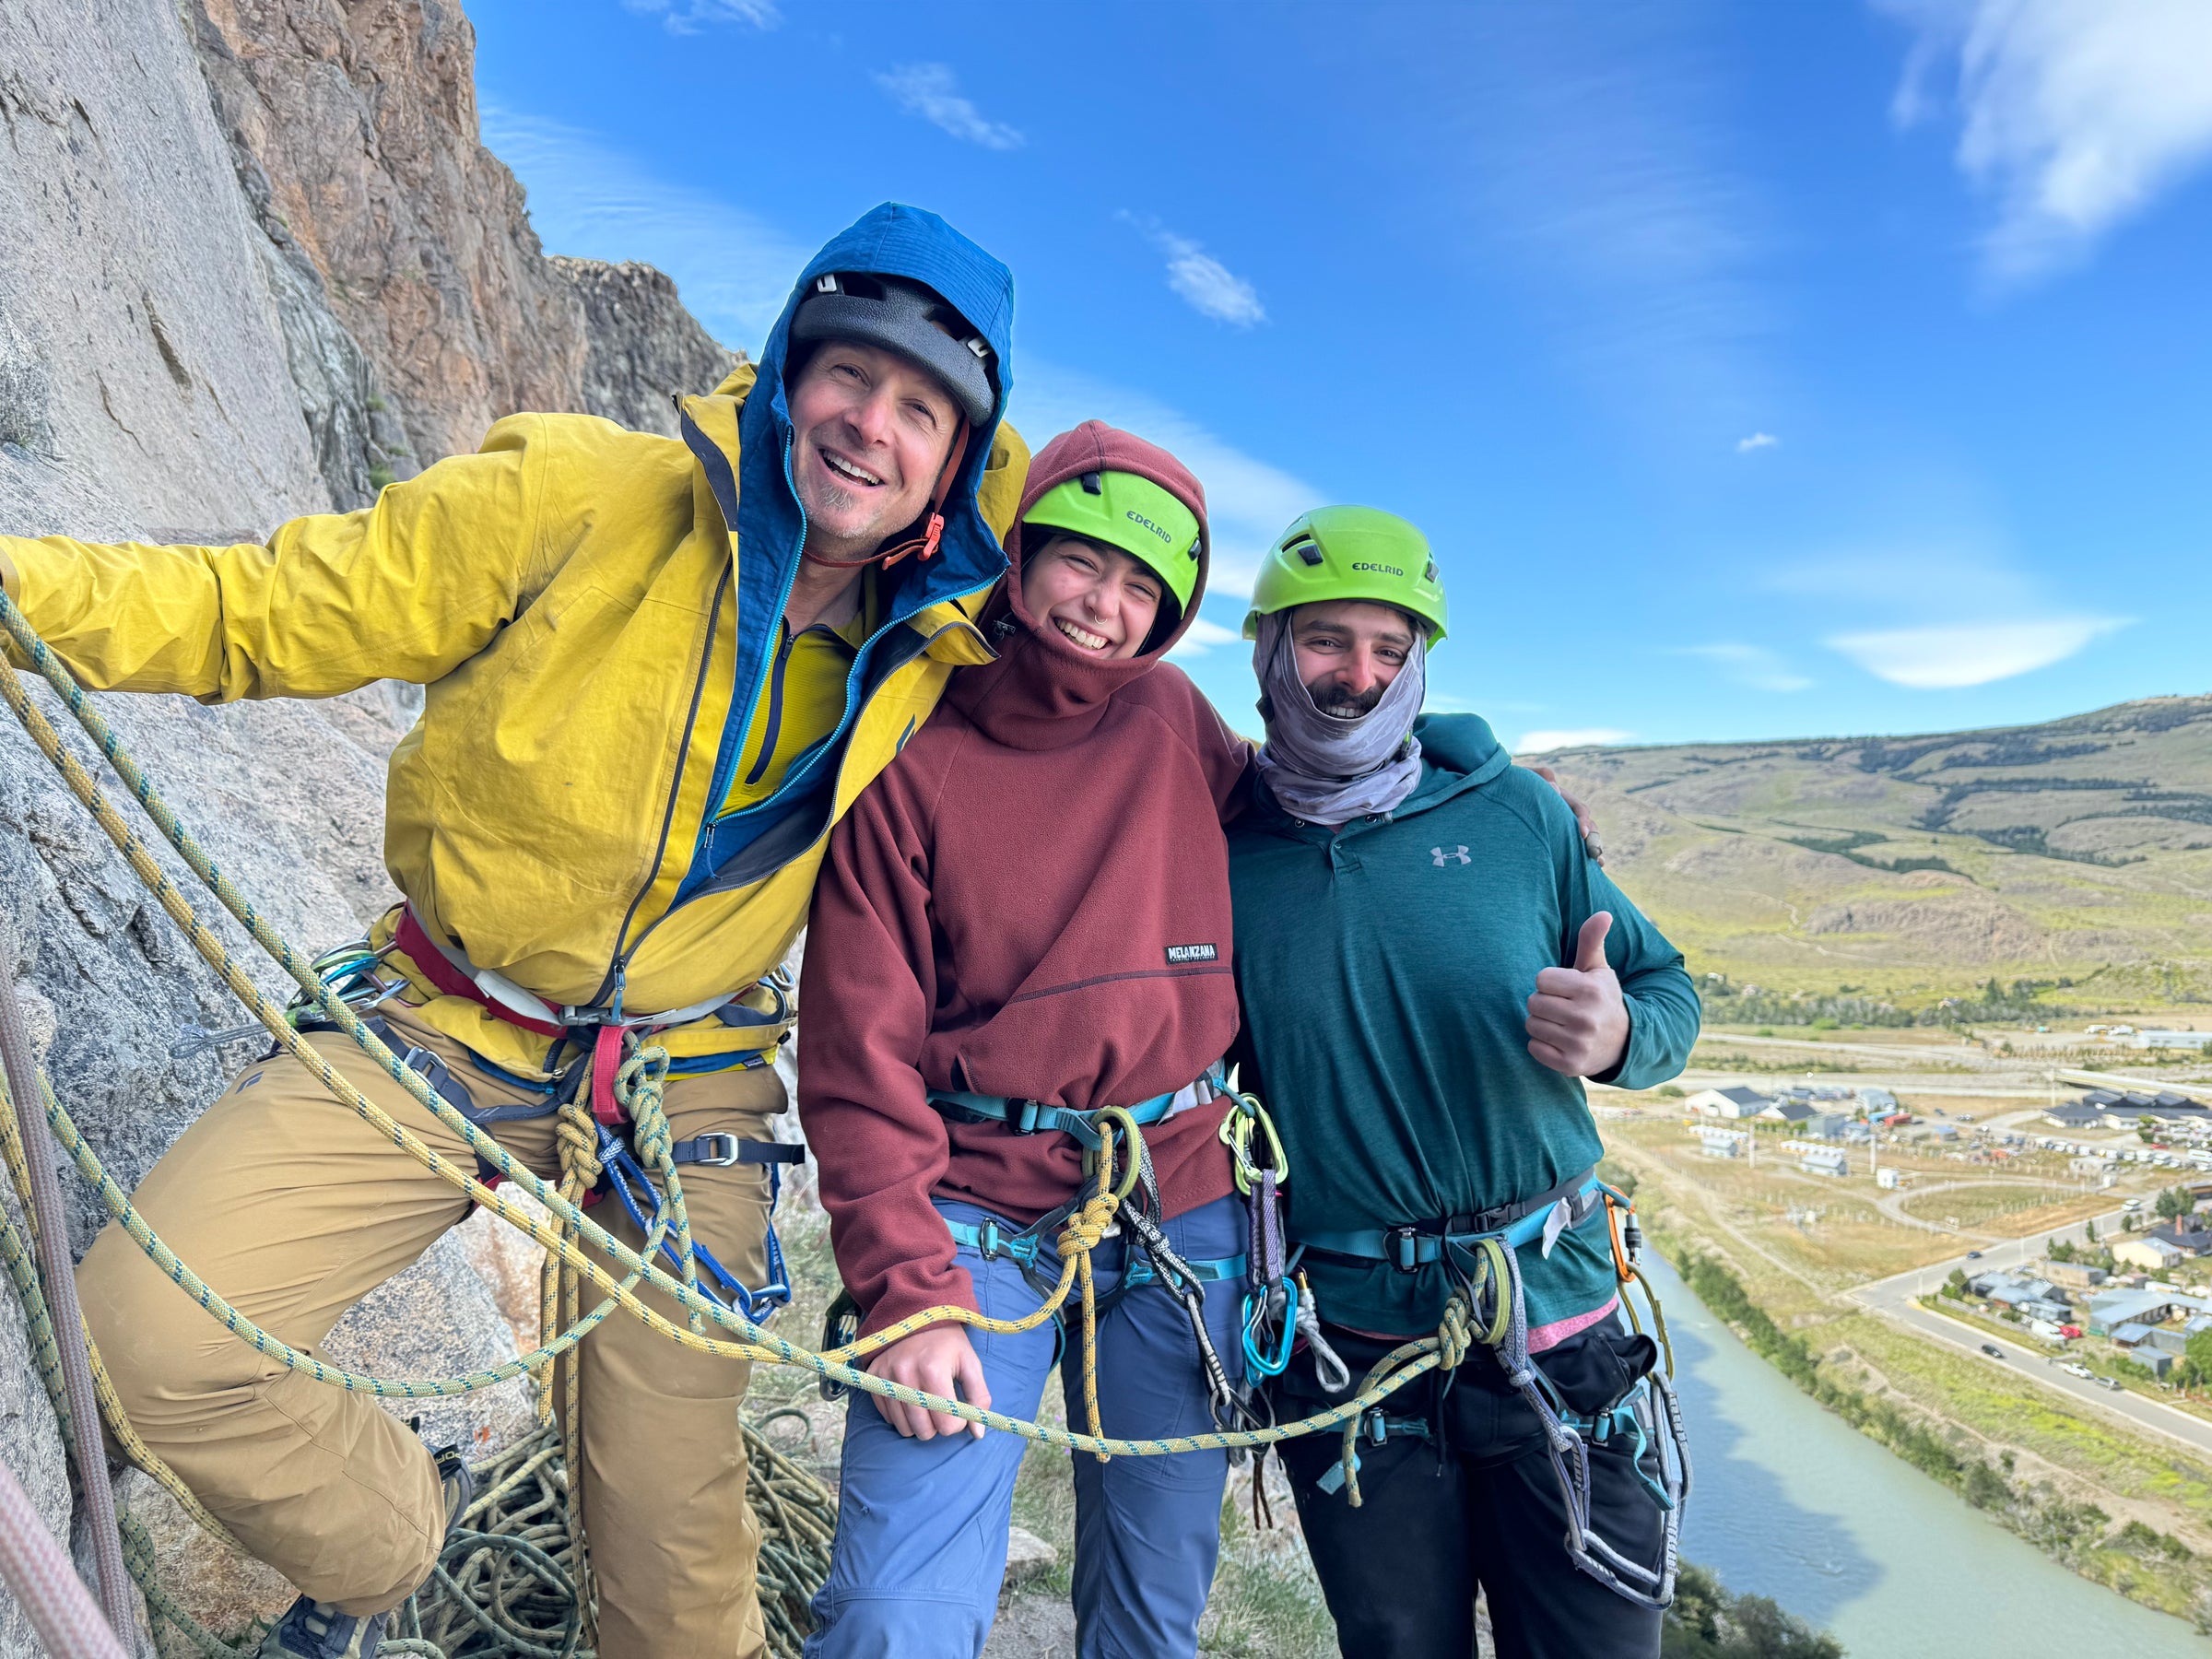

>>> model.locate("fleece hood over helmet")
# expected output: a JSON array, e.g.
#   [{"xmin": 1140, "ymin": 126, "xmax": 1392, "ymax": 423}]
[{"xmin": 947, "ymin": 420, "xmax": 1211, "ymax": 750}]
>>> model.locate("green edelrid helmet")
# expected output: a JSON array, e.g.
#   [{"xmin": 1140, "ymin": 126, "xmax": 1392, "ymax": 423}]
[
  {"xmin": 1242, "ymin": 506, "xmax": 1448, "ymax": 644},
  {"xmin": 1021, "ymin": 470, "xmax": 1204, "ymax": 615}
]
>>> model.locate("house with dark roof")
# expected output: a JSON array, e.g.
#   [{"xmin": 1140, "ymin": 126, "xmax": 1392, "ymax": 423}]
[
  {"xmin": 1686, "ymin": 1086, "xmax": 1772, "ymax": 1120},
  {"xmin": 2043, "ymin": 1100, "xmax": 2107, "ymax": 1130}
]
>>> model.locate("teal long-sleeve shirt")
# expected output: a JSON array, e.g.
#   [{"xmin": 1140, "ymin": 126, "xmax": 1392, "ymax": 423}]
[{"xmin": 1226, "ymin": 713, "xmax": 1700, "ymax": 1342}]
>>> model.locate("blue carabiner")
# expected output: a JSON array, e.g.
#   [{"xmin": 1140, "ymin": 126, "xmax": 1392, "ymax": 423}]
[{"xmin": 1241, "ymin": 1280, "xmax": 1300, "ymax": 1379}]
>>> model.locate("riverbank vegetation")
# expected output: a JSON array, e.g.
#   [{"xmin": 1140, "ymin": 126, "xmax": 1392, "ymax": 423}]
[{"xmin": 1663, "ymin": 1564, "xmax": 1842, "ymax": 1659}]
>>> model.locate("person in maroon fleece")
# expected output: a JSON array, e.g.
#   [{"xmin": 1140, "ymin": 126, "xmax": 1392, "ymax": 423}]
[{"xmin": 798, "ymin": 421, "xmax": 1254, "ymax": 1658}]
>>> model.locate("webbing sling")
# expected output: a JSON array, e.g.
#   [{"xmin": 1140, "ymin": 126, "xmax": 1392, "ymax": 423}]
[{"xmin": 1294, "ymin": 1166, "xmax": 1602, "ymax": 1272}]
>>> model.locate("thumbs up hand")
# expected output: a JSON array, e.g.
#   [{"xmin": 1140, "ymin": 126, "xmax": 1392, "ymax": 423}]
[{"xmin": 1525, "ymin": 912, "xmax": 1630, "ymax": 1077}]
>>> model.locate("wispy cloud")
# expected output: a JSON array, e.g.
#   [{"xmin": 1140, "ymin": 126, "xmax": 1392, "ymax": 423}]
[
  {"xmin": 1879, "ymin": 0, "xmax": 2212, "ymax": 282},
  {"xmin": 1431, "ymin": 8, "xmax": 1776, "ymax": 439},
  {"xmin": 1675, "ymin": 642, "xmax": 1811, "ymax": 693},
  {"xmin": 619, "ymin": 0, "xmax": 779, "ymax": 33},
  {"xmin": 1125, "ymin": 218, "xmax": 1266, "ymax": 327},
  {"xmin": 481, "ymin": 107, "xmax": 812, "ymax": 347},
  {"xmin": 1166, "ymin": 618, "xmax": 1242, "ymax": 662},
  {"xmin": 1516, "ymin": 728, "xmax": 1636, "ymax": 754},
  {"xmin": 1827, "ymin": 617, "xmax": 2130, "ymax": 688},
  {"xmin": 873, "ymin": 64, "xmax": 1024, "ymax": 150},
  {"xmin": 1010, "ymin": 361, "xmax": 1318, "ymax": 601},
  {"xmin": 1735, "ymin": 431, "xmax": 1779, "ymax": 453}
]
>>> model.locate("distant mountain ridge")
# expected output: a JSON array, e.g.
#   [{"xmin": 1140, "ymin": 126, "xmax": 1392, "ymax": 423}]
[{"xmin": 1535, "ymin": 693, "xmax": 2212, "ymax": 995}]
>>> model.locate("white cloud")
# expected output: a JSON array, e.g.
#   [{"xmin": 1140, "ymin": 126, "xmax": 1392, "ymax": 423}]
[
  {"xmin": 1121, "ymin": 216, "xmax": 1266, "ymax": 327},
  {"xmin": 1675, "ymin": 642, "xmax": 1812, "ymax": 693},
  {"xmin": 873, "ymin": 65, "xmax": 1024, "ymax": 151},
  {"xmin": 481, "ymin": 108, "xmax": 810, "ymax": 347},
  {"xmin": 1008, "ymin": 360, "xmax": 1319, "ymax": 601},
  {"xmin": 1826, "ymin": 616, "xmax": 2130, "ymax": 688},
  {"xmin": 1880, "ymin": 0, "xmax": 2212, "ymax": 281},
  {"xmin": 1166, "ymin": 618, "xmax": 1242, "ymax": 662},
  {"xmin": 1516, "ymin": 728, "xmax": 1636, "ymax": 754},
  {"xmin": 1736, "ymin": 431, "xmax": 1779, "ymax": 453},
  {"xmin": 619, "ymin": 0, "xmax": 779, "ymax": 32}
]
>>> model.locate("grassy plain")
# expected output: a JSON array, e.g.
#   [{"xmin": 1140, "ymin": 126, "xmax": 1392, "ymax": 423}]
[{"xmin": 1535, "ymin": 694, "xmax": 2212, "ymax": 998}]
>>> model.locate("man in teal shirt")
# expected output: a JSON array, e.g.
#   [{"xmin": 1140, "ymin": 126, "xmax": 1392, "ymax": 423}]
[{"xmin": 1225, "ymin": 509, "xmax": 1699, "ymax": 1659}]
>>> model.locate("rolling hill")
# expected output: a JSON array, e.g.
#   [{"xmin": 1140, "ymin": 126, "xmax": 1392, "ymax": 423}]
[{"xmin": 1534, "ymin": 694, "xmax": 2212, "ymax": 1002}]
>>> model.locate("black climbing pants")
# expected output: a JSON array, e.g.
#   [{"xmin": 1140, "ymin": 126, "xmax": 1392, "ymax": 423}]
[{"xmin": 1269, "ymin": 1321, "xmax": 1667, "ymax": 1659}]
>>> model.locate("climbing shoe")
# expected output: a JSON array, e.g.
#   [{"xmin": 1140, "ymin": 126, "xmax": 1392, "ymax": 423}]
[
  {"xmin": 256, "ymin": 1601, "xmax": 386, "ymax": 1658},
  {"xmin": 258, "ymin": 1445, "xmax": 477, "ymax": 1656},
  {"xmin": 432, "ymin": 1441, "xmax": 478, "ymax": 1535}
]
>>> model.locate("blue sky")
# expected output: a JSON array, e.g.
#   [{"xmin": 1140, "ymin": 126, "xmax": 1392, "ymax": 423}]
[{"xmin": 468, "ymin": 0, "xmax": 2212, "ymax": 751}]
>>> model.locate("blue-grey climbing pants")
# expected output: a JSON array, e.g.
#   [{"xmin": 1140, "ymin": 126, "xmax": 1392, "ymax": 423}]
[{"xmin": 805, "ymin": 1194, "xmax": 1246, "ymax": 1659}]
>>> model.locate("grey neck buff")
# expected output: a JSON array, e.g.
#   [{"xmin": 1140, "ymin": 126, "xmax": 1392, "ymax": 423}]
[{"xmin": 1252, "ymin": 610, "xmax": 1426, "ymax": 823}]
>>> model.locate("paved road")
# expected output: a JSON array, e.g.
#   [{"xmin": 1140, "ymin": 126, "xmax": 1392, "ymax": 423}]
[
  {"xmin": 1696, "ymin": 1030, "xmax": 2006, "ymax": 1069},
  {"xmin": 1848, "ymin": 1206, "xmax": 2212, "ymax": 1459}
]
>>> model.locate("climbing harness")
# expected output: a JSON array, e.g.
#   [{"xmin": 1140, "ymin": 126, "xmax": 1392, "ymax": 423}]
[
  {"xmin": 1294, "ymin": 1164, "xmax": 1606, "ymax": 1274},
  {"xmin": 1301, "ymin": 1172, "xmax": 1691, "ymax": 1611},
  {"xmin": 924, "ymin": 1060, "xmax": 1226, "ymax": 1152},
  {"xmin": 924, "ymin": 1067, "xmax": 1267, "ymax": 1446}
]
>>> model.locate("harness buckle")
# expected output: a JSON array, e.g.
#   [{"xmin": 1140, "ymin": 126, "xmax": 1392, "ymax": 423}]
[
  {"xmin": 1013, "ymin": 1100, "xmax": 1044, "ymax": 1135},
  {"xmin": 688, "ymin": 1133, "xmax": 743, "ymax": 1168},
  {"xmin": 1387, "ymin": 1225, "xmax": 1424, "ymax": 1274},
  {"xmin": 977, "ymin": 1219, "xmax": 1003, "ymax": 1259}
]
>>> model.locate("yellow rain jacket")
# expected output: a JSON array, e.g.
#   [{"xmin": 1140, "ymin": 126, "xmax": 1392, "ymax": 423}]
[{"xmin": 0, "ymin": 203, "xmax": 1027, "ymax": 1077}]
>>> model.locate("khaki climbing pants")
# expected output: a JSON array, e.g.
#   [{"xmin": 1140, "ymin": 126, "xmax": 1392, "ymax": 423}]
[{"xmin": 76, "ymin": 1003, "xmax": 778, "ymax": 1659}]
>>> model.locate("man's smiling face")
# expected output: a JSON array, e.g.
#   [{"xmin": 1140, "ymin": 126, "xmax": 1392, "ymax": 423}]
[
  {"xmin": 787, "ymin": 339, "xmax": 959, "ymax": 562},
  {"xmin": 1290, "ymin": 600, "xmax": 1419, "ymax": 718}
]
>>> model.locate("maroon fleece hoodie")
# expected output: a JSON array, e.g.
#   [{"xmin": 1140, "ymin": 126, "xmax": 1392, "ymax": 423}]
[{"xmin": 799, "ymin": 421, "xmax": 1254, "ymax": 1336}]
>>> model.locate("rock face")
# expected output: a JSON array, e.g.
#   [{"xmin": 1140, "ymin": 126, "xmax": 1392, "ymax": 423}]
[
  {"xmin": 550, "ymin": 257, "xmax": 743, "ymax": 438},
  {"xmin": 184, "ymin": 0, "xmax": 740, "ymax": 469},
  {"xmin": 0, "ymin": 0, "xmax": 331, "ymax": 544},
  {"xmin": 1, "ymin": 0, "xmax": 739, "ymax": 1639}
]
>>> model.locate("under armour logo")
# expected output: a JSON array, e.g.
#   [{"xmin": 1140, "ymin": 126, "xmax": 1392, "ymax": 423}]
[{"xmin": 1431, "ymin": 846, "xmax": 1470, "ymax": 866}]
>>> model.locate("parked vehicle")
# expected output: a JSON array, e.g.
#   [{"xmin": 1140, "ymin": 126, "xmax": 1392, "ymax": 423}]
[
  {"xmin": 2061, "ymin": 1361, "xmax": 2093, "ymax": 1378},
  {"xmin": 1965, "ymin": 1250, "xmax": 1982, "ymax": 1259},
  {"xmin": 2097, "ymin": 1377, "xmax": 2123, "ymax": 1390}
]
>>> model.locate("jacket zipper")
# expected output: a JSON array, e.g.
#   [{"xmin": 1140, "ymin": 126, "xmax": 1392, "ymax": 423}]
[
  {"xmin": 588, "ymin": 560, "xmax": 731, "ymax": 1008},
  {"xmin": 740, "ymin": 623, "xmax": 797, "ymax": 789},
  {"xmin": 694, "ymin": 429, "xmax": 808, "ymax": 844}
]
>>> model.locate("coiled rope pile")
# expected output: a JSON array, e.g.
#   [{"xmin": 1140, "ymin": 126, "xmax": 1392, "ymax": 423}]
[{"xmin": 0, "ymin": 588, "xmax": 1468, "ymax": 1652}]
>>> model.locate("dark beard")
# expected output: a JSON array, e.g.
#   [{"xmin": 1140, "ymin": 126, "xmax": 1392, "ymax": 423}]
[{"xmin": 1307, "ymin": 678, "xmax": 1384, "ymax": 720}]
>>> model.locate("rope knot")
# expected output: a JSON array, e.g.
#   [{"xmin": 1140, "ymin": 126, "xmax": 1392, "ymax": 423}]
[
  {"xmin": 1435, "ymin": 1293, "xmax": 1476, "ymax": 1371},
  {"xmin": 1056, "ymin": 1191, "xmax": 1119, "ymax": 1259}
]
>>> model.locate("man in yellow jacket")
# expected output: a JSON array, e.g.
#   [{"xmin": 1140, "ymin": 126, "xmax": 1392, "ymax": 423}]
[{"xmin": 0, "ymin": 202, "xmax": 1028, "ymax": 1658}]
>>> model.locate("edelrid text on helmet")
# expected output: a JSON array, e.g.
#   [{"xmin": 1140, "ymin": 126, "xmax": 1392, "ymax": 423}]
[
  {"xmin": 1244, "ymin": 506, "xmax": 1448, "ymax": 644},
  {"xmin": 1021, "ymin": 470, "xmax": 1205, "ymax": 614}
]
